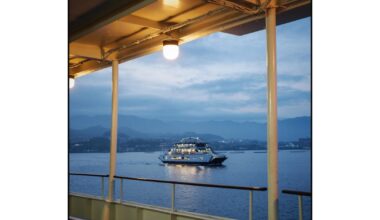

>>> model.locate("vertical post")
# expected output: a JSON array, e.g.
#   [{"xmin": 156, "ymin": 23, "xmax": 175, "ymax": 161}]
[
  {"xmin": 298, "ymin": 195, "xmax": 303, "ymax": 220},
  {"xmin": 112, "ymin": 179, "xmax": 115, "ymax": 200},
  {"xmin": 120, "ymin": 178, "xmax": 123, "ymax": 203},
  {"xmin": 101, "ymin": 176, "xmax": 105, "ymax": 199},
  {"xmin": 171, "ymin": 184, "xmax": 176, "ymax": 212},
  {"xmin": 249, "ymin": 191, "xmax": 253, "ymax": 220},
  {"xmin": 266, "ymin": 4, "xmax": 279, "ymax": 220},
  {"xmin": 108, "ymin": 60, "xmax": 119, "ymax": 202}
]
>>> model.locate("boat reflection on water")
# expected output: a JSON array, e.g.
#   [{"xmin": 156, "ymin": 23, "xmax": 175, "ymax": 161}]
[
  {"xmin": 163, "ymin": 163, "xmax": 226, "ymax": 175},
  {"xmin": 162, "ymin": 163, "xmax": 226, "ymax": 183}
]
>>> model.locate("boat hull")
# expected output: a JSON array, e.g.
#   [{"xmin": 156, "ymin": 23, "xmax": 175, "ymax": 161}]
[{"xmin": 159, "ymin": 154, "xmax": 227, "ymax": 165}]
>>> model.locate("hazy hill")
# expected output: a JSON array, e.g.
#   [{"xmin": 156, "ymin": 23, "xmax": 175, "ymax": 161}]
[
  {"xmin": 70, "ymin": 115, "xmax": 310, "ymax": 141},
  {"xmin": 69, "ymin": 125, "xmax": 108, "ymax": 142}
]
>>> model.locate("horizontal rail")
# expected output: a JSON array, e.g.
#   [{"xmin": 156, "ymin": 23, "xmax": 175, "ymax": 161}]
[
  {"xmin": 69, "ymin": 172, "xmax": 266, "ymax": 191},
  {"xmin": 114, "ymin": 175, "xmax": 267, "ymax": 191},
  {"xmin": 282, "ymin": 189, "xmax": 311, "ymax": 196},
  {"xmin": 70, "ymin": 172, "xmax": 109, "ymax": 178}
]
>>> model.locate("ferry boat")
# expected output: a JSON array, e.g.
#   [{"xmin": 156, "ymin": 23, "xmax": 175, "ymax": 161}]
[{"xmin": 159, "ymin": 137, "xmax": 227, "ymax": 165}]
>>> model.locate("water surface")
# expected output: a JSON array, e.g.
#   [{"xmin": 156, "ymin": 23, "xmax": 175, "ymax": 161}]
[{"xmin": 70, "ymin": 150, "xmax": 311, "ymax": 219}]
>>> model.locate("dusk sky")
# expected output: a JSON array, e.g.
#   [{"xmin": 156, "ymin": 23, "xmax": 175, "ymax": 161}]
[{"xmin": 69, "ymin": 18, "xmax": 310, "ymax": 122}]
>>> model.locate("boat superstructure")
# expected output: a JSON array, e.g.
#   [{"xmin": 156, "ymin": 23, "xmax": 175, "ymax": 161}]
[{"xmin": 159, "ymin": 137, "xmax": 227, "ymax": 165}]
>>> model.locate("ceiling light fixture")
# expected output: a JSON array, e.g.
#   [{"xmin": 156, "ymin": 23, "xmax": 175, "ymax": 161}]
[
  {"xmin": 69, "ymin": 77, "xmax": 75, "ymax": 89},
  {"xmin": 163, "ymin": 40, "xmax": 179, "ymax": 60}
]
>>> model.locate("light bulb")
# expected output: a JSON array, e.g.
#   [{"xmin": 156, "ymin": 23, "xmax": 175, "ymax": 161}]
[
  {"xmin": 163, "ymin": 0, "xmax": 179, "ymax": 8},
  {"xmin": 69, "ymin": 77, "xmax": 75, "ymax": 89},
  {"xmin": 163, "ymin": 40, "xmax": 179, "ymax": 60}
]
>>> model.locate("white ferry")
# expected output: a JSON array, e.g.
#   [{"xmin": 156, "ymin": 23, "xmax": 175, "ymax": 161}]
[{"xmin": 159, "ymin": 137, "xmax": 227, "ymax": 165}]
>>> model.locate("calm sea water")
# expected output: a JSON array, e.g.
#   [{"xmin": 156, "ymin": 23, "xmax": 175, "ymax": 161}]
[{"xmin": 69, "ymin": 150, "xmax": 311, "ymax": 220}]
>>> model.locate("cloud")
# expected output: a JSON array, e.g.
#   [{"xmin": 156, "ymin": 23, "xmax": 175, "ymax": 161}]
[
  {"xmin": 209, "ymin": 105, "xmax": 267, "ymax": 114},
  {"xmin": 70, "ymin": 18, "xmax": 311, "ymax": 121},
  {"xmin": 278, "ymin": 76, "xmax": 311, "ymax": 92},
  {"xmin": 278, "ymin": 100, "xmax": 311, "ymax": 119},
  {"xmin": 120, "ymin": 59, "xmax": 265, "ymax": 89}
]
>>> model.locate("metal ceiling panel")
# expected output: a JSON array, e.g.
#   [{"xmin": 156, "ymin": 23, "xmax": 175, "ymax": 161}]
[{"xmin": 223, "ymin": 2, "xmax": 311, "ymax": 35}]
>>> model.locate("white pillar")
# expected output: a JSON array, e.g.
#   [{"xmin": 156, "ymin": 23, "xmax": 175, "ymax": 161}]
[
  {"xmin": 266, "ymin": 6, "xmax": 279, "ymax": 220},
  {"xmin": 108, "ymin": 60, "xmax": 119, "ymax": 202}
]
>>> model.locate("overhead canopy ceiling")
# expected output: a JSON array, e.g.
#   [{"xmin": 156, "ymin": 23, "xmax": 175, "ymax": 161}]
[{"xmin": 69, "ymin": 0, "xmax": 311, "ymax": 78}]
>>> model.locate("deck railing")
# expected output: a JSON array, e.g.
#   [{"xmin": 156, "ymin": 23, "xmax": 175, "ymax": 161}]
[
  {"xmin": 69, "ymin": 172, "xmax": 267, "ymax": 220},
  {"xmin": 282, "ymin": 189, "xmax": 312, "ymax": 220},
  {"xmin": 70, "ymin": 173, "xmax": 109, "ymax": 198}
]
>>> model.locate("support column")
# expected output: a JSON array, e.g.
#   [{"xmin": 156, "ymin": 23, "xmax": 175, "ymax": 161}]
[
  {"xmin": 266, "ymin": 5, "xmax": 278, "ymax": 220},
  {"xmin": 108, "ymin": 60, "xmax": 119, "ymax": 202}
]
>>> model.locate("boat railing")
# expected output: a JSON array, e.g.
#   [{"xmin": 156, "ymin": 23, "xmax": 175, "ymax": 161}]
[
  {"xmin": 69, "ymin": 172, "xmax": 267, "ymax": 220},
  {"xmin": 70, "ymin": 173, "xmax": 109, "ymax": 199},
  {"xmin": 282, "ymin": 189, "xmax": 312, "ymax": 220}
]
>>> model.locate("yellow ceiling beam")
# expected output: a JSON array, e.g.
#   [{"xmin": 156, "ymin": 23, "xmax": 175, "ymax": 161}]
[
  {"xmin": 69, "ymin": 60, "xmax": 111, "ymax": 78},
  {"xmin": 69, "ymin": 43, "xmax": 104, "ymax": 60},
  {"xmin": 245, "ymin": 0, "xmax": 261, "ymax": 4},
  {"xmin": 119, "ymin": 15, "xmax": 165, "ymax": 30}
]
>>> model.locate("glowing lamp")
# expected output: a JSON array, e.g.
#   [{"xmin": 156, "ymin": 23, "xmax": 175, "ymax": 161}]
[
  {"xmin": 69, "ymin": 77, "xmax": 75, "ymax": 89},
  {"xmin": 163, "ymin": 40, "xmax": 179, "ymax": 60}
]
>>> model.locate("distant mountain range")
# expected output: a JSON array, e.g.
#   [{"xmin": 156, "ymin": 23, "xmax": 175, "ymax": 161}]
[{"xmin": 69, "ymin": 115, "xmax": 310, "ymax": 141}]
